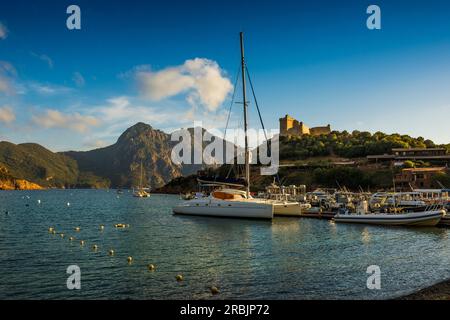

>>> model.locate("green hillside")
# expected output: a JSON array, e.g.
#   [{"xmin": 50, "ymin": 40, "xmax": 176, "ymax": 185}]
[
  {"xmin": 0, "ymin": 141, "xmax": 109, "ymax": 188},
  {"xmin": 280, "ymin": 130, "xmax": 442, "ymax": 159},
  {"xmin": 0, "ymin": 142, "xmax": 79, "ymax": 187}
]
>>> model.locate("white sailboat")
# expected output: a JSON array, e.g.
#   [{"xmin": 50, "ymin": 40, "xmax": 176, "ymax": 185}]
[
  {"xmin": 173, "ymin": 32, "xmax": 273, "ymax": 219},
  {"xmin": 133, "ymin": 161, "xmax": 150, "ymax": 198}
]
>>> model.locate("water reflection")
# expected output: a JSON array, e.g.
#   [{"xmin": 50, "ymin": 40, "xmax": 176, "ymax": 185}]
[{"xmin": 361, "ymin": 227, "xmax": 371, "ymax": 245}]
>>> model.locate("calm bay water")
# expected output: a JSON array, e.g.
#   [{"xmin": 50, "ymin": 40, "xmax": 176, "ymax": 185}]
[{"xmin": 0, "ymin": 189, "xmax": 449, "ymax": 300}]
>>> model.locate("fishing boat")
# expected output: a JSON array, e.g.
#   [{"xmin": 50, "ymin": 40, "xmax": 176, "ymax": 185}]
[
  {"xmin": 173, "ymin": 32, "xmax": 273, "ymax": 219},
  {"xmin": 333, "ymin": 202, "xmax": 445, "ymax": 227},
  {"xmin": 133, "ymin": 162, "xmax": 150, "ymax": 198}
]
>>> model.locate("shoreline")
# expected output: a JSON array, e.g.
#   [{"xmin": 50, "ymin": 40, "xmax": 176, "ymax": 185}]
[{"xmin": 398, "ymin": 279, "xmax": 450, "ymax": 300}]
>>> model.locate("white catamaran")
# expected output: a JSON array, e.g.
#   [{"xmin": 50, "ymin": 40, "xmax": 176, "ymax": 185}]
[{"xmin": 173, "ymin": 32, "xmax": 274, "ymax": 219}]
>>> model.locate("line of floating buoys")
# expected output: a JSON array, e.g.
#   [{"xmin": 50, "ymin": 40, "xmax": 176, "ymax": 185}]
[{"xmin": 47, "ymin": 225, "xmax": 220, "ymax": 294}]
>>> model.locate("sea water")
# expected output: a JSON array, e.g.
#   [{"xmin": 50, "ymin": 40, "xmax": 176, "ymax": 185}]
[{"xmin": 0, "ymin": 190, "xmax": 449, "ymax": 300}]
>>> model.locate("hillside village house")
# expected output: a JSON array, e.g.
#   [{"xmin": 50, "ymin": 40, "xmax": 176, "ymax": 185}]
[
  {"xmin": 394, "ymin": 167, "xmax": 447, "ymax": 190},
  {"xmin": 367, "ymin": 147, "xmax": 450, "ymax": 166}
]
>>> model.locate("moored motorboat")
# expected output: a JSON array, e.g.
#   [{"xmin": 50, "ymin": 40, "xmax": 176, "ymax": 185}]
[
  {"xmin": 334, "ymin": 207, "xmax": 445, "ymax": 227},
  {"xmin": 271, "ymin": 201, "xmax": 302, "ymax": 216}
]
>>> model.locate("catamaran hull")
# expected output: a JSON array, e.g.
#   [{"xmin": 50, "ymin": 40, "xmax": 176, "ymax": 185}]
[
  {"xmin": 173, "ymin": 201, "xmax": 273, "ymax": 219},
  {"xmin": 333, "ymin": 210, "xmax": 444, "ymax": 227}
]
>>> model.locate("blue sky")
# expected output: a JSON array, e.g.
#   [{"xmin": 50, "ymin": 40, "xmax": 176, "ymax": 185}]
[{"xmin": 0, "ymin": 0, "xmax": 449, "ymax": 151}]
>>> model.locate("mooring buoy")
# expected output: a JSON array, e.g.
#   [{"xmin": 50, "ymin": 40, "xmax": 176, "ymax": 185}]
[
  {"xmin": 108, "ymin": 249, "xmax": 115, "ymax": 256},
  {"xmin": 74, "ymin": 227, "xmax": 80, "ymax": 232},
  {"xmin": 92, "ymin": 244, "xmax": 98, "ymax": 251},
  {"xmin": 210, "ymin": 286, "xmax": 219, "ymax": 295},
  {"xmin": 147, "ymin": 264, "xmax": 156, "ymax": 271},
  {"xmin": 127, "ymin": 256, "xmax": 133, "ymax": 264},
  {"xmin": 80, "ymin": 240, "xmax": 85, "ymax": 246},
  {"xmin": 176, "ymin": 274, "xmax": 183, "ymax": 282}
]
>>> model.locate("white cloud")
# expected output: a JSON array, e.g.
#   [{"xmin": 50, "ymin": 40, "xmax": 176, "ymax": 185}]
[
  {"xmin": 0, "ymin": 106, "xmax": 15, "ymax": 123},
  {"xmin": 0, "ymin": 22, "xmax": 8, "ymax": 40},
  {"xmin": 30, "ymin": 52, "xmax": 54, "ymax": 69},
  {"xmin": 136, "ymin": 58, "xmax": 233, "ymax": 112},
  {"xmin": 93, "ymin": 97, "xmax": 175, "ymax": 134},
  {"xmin": 28, "ymin": 82, "xmax": 73, "ymax": 95},
  {"xmin": 0, "ymin": 61, "xmax": 17, "ymax": 95},
  {"xmin": 32, "ymin": 109, "xmax": 100, "ymax": 133},
  {"xmin": 72, "ymin": 72, "xmax": 85, "ymax": 87},
  {"xmin": 0, "ymin": 77, "xmax": 14, "ymax": 94}
]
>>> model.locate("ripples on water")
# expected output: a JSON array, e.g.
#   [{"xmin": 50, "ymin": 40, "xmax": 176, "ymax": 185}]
[{"xmin": 0, "ymin": 190, "xmax": 449, "ymax": 300}]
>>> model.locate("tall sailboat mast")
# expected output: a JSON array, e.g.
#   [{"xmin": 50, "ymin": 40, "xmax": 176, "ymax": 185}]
[{"xmin": 240, "ymin": 32, "xmax": 250, "ymax": 198}]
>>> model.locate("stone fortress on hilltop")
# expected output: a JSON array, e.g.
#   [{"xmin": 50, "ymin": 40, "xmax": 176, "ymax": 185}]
[{"xmin": 279, "ymin": 114, "xmax": 331, "ymax": 137}]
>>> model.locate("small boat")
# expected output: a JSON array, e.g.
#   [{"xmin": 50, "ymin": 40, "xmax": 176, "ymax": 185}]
[
  {"xmin": 261, "ymin": 180, "xmax": 305, "ymax": 216},
  {"xmin": 133, "ymin": 190, "xmax": 150, "ymax": 198},
  {"xmin": 180, "ymin": 192, "xmax": 195, "ymax": 200},
  {"xmin": 271, "ymin": 201, "xmax": 302, "ymax": 216}
]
